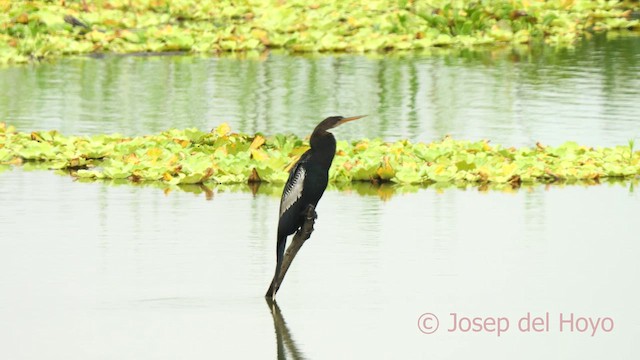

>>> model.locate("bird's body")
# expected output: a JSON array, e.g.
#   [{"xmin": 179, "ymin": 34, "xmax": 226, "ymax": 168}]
[
  {"xmin": 277, "ymin": 152, "xmax": 328, "ymax": 238},
  {"xmin": 267, "ymin": 115, "xmax": 365, "ymax": 299}
]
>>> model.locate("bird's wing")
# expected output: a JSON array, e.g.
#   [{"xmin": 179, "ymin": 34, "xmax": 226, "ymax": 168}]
[{"xmin": 279, "ymin": 152, "xmax": 310, "ymax": 217}]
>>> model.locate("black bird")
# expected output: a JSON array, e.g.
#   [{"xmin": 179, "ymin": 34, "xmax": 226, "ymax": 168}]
[{"xmin": 266, "ymin": 115, "xmax": 366, "ymax": 299}]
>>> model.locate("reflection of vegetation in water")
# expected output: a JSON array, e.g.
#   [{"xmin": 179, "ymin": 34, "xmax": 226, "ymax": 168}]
[
  {"xmin": 1, "ymin": 0, "xmax": 639, "ymax": 64},
  {"xmin": 63, "ymin": 171, "xmax": 639, "ymax": 201},
  {"xmin": 2, "ymin": 36, "xmax": 638, "ymax": 145}
]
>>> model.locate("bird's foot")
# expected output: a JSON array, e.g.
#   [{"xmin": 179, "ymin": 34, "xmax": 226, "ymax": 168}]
[
  {"xmin": 305, "ymin": 205, "xmax": 317, "ymax": 221},
  {"xmin": 306, "ymin": 211, "xmax": 317, "ymax": 221}
]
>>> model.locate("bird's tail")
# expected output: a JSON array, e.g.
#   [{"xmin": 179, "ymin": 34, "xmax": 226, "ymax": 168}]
[{"xmin": 266, "ymin": 235, "xmax": 287, "ymax": 298}]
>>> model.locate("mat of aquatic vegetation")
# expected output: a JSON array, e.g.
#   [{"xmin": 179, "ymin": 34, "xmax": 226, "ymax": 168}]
[
  {"xmin": 1, "ymin": 123, "xmax": 638, "ymax": 187},
  {"xmin": 1, "ymin": 0, "xmax": 639, "ymax": 64}
]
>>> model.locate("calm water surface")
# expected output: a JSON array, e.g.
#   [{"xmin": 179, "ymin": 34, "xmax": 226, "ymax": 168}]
[
  {"xmin": 1, "ymin": 35, "xmax": 640, "ymax": 359},
  {"xmin": 0, "ymin": 170, "xmax": 638, "ymax": 358}
]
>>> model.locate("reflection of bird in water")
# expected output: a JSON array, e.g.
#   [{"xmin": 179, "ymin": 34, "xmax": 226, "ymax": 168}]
[
  {"xmin": 266, "ymin": 298, "xmax": 304, "ymax": 360},
  {"xmin": 266, "ymin": 115, "xmax": 366, "ymax": 299}
]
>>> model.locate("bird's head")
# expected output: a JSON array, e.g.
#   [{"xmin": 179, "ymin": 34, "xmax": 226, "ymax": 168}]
[{"xmin": 315, "ymin": 115, "xmax": 367, "ymax": 132}]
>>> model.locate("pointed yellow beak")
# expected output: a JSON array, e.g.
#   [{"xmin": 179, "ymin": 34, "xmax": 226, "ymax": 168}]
[{"xmin": 336, "ymin": 115, "xmax": 367, "ymax": 126}]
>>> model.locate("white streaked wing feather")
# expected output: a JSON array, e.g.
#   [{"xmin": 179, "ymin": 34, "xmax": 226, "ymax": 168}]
[{"xmin": 279, "ymin": 166, "xmax": 305, "ymax": 216}]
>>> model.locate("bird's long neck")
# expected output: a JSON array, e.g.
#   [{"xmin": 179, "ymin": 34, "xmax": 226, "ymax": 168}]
[{"xmin": 309, "ymin": 129, "xmax": 336, "ymax": 169}]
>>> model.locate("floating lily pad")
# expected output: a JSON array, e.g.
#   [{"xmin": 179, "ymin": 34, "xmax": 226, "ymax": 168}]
[
  {"xmin": 1, "ymin": 1, "xmax": 639, "ymax": 64},
  {"xmin": 2, "ymin": 123, "xmax": 638, "ymax": 187}
]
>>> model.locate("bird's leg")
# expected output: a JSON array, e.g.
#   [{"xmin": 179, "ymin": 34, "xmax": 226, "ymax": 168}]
[{"xmin": 271, "ymin": 205, "xmax": 317, "ymax": 295}]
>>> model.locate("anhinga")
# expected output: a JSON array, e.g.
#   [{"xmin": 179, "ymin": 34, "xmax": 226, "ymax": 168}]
[{"xmin": 266, "ymin": 115, "xmax": 366, "ymax": 299}]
